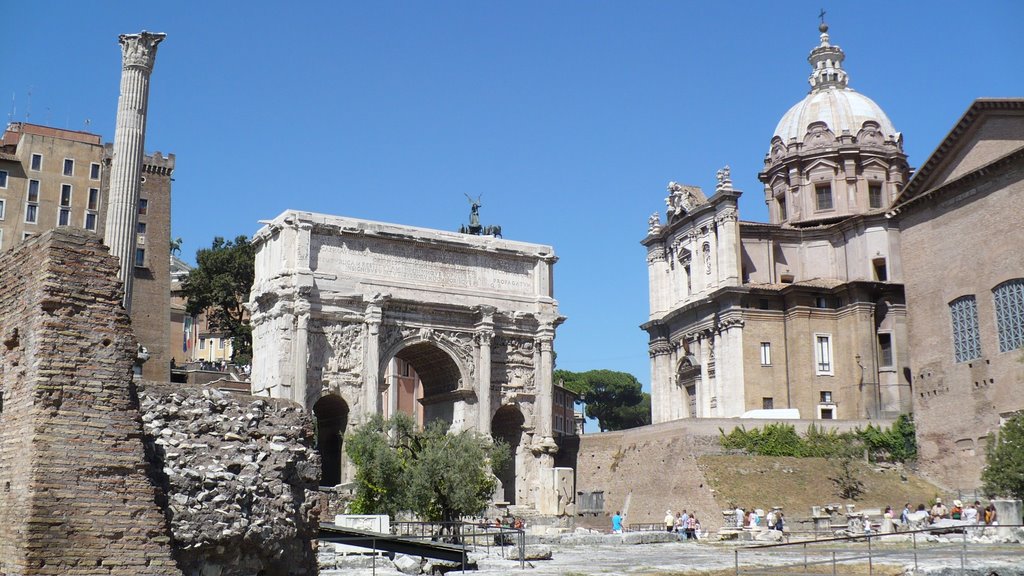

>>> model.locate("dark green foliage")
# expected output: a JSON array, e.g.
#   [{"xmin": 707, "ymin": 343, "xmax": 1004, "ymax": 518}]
[
  {"xmin": 345, "ymin": 413, "xmax": 415, "ymax": 518},
  {"xmin": 345, "ymin": 414, "xmax": 509, "ymax": 522},
  {"xmin": 718, "ymin": 414, "xmax": 917, "ymax": 463},
  {"xmin": 182, "ymin": 235, "xmax": 255, "ymax": 365},
  {"xmin": 981, "ymin": 412, "xmax": 1024, "ymax": 499},
  {"xmin": 555, "ymin": 369, "xmax": 651, "ymax": 431}
]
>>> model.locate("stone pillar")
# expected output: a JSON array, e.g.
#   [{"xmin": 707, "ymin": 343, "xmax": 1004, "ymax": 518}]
[
  {"xmin": 105, "ymin": 32, "xmax": 165, "ymax": 311},
  {"xmin": 648, "ymin": 340, "xmax": 671, "ymax": 423},
  {"xmin": 388, "ymin": 360, "xmax": 399, "ymax": 418},
  {"xmin": 535, "ymin": 332, "xmax": 556, "ymax": 446},
  {"xmin": 364, "ymin": 303, "xmax": 383, "ymax": 419},
  {"xmin": 293, "ymin": 304, "xmax": 310, "ymax": 408},
  {"xmin": 477, "ymin": 332, "xmax": 493, "ymax": 432},
  {"xmin": 718, "ymin": 209, "xmax": 740, "ymax": 285}
]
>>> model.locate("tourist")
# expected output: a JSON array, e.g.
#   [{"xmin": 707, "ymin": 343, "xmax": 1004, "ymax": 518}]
[
  {"xmin": 901, "ymin": 503, "xmax": 911, "ymax": 526},
  {"xmin": 686, "ymin": 514, "xmax": 698, "ymax": 540},
  {"xmin": 611, "ymin": 511, "xmax": 623, "ymax": 534},
  {"xmin": 664, "ymin": 509, "xmax": 675, "ymax": 532},
  {"xmin": 774, "ymin": 512, "xmax": 785, "ymax": 533},
  {"xmin": 964, "ymin": 501, "xmax": 980, "ymax": 524},
  {"xmin": 692, "ymin": 516, "xmax": 702, "ymax": 540},
  {"xmin": 951, "ymin": 499, "xmax": 963, "ymax": 520},
  {"xmin": 679, "ymin": 510, "xmax": 690, "ymax": 540},
  {"xmin": 748, "ymin": 509, "xmax": 760, "ymax": 528},
  {"xmin": 734, "ymin": 506, "xmax": 745, "ymax": 528},
  {"xmin": 930, "ymin": 498, "xmax": 948, "ymax": 521},
  {"xmin": 984, "ymin": 503, "xmax": 997, "ymax": 525}
]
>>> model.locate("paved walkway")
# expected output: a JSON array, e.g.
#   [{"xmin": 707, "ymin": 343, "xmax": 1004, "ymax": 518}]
[{"xmin": 324, "ymin": 538, "xmax": 1024, "ymax": 575}]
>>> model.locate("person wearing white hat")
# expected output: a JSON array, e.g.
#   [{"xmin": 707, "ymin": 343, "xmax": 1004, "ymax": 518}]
[
  {"xmin": 664, "ymin": 509, "xmax": 675, "ymax": 532},
  {"xmin": 951, "ymin": 499, "xmax": 963, "ymax": 519}
]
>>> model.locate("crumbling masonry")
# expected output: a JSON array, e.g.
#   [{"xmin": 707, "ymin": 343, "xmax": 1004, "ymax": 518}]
[{"xmin": 0, "ymin": 229, "xmax": 179, "ymax": 575}]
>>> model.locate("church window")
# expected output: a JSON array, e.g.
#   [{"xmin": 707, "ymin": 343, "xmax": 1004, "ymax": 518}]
[
  {"xmin": 873, "ymin": 258, "xmax": 888, "ymax": 281},
  {"xmin": 762, "ymin": 397, "xmax": 774, "ymax": 410},
  {"xmin": 760, "ymin": 342, "xmax": 772, "ymax": 366},
  {"xmin": 778, "ymin": 196, "xmax": 787, "ymax": 221},
  {"xmin": 30, "ymin": 153, "xmax": 42, "ymax": 171},
  {"xmin": 87, "ymin": 188, "xmax": 100, "ymax": 210},
  {"xmin": 90, "ymin": 162, "xmax": 101, "ymax": 180},
  {"xmin": 0, "ymin": 170, "xmax": 7, "ymax": 188},
  {"xmin": 814, "ymin": 334, "xmax": 833, "ymax": 375},
  {"xmin": 993, "ymin": 279, "xmax": 1024, "ymax": 352},
  {"xmin": 134, "ymin": 247, "xmax": 146, "ymax": 268},
  {"xmin": 138, "ymin": 198, "xmax": 148, "ymax": 215},
  {"xmin": 815, "ymin": 183, "xmax": 833, "ymax": 211},
  {"xmin": 63, "ymin": 158, "xmax": 74, "ymax": 177},
  {"xmin": 820, "ymin": 390, "xmax": 833, "ymax": 404},
  {"xmin": 84, "ymin": 212, "xmax": 97, "ymax": 231},
  {"xmin": 878, "ymin": 333, "xmax": 893, "ymax": 367},
  {"xmin": 869, "ymin": 184, "xmax": 884, "ymax": 208},
  {"xmin": 0, "ymin": 199, "xmax": 5, "ymax": 220},
  {"xmin": 950, "ymin": 296, "xmax": 981, "ymax": 362}
]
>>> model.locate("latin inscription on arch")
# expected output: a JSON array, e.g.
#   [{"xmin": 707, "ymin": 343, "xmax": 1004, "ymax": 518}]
[{"xmin": 311, "ymin": 235, "xmax": 535, "ymax": 295}]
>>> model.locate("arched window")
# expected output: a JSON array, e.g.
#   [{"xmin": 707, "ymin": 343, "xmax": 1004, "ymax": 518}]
[
  {"xmin": 993, "ymin": 279, "xmax": 1024, "ymax": 352},
  {"xmin": 949, "ymin": 296, "xmax": 981, "ymax": 363}
]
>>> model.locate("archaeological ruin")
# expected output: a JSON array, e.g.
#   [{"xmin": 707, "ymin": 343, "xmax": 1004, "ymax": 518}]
[{"xmin": 249, "ymin": 210, "xmax": 566, "ymax": 509}]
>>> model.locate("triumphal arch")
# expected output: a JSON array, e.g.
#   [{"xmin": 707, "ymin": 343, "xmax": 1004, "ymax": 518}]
[{"xmin": 249, "ymin": 210, "xmax": 564, "ymax": 508}]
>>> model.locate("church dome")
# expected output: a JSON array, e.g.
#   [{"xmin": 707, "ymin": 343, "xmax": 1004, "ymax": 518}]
[{"xmin": 771, "ymin": 23, "xmax": 898, "ymax": 144}]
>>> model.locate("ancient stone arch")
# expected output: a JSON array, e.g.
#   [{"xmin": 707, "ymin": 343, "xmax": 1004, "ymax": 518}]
[{"xmin": 249, "ymin": 211, "xmax": 564, "ymax": 509}]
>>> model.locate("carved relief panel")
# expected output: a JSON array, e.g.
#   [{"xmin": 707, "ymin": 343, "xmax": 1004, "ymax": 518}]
[{"xmin": 491, "ymin": 335, "xmax": 536, "ymax": 393}]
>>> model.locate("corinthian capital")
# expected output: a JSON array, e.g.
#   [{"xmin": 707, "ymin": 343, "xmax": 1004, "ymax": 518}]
[{"xmin": 119, "ymin": 31, "xmax": 166, "ymax": 71}]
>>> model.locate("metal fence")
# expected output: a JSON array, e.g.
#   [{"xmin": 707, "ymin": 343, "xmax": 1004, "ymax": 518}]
[
  {"xmin": 391, "ymin": 521, "xmax": 526, "ymax": 569},
  {"xmin": 734, "ymin": 524, "xmax": 1024, "ymax": 575}
]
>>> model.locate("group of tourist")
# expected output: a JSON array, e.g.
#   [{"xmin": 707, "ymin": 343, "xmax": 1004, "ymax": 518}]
[
  {"xmin": 663, "ymin": 509, "xmax": 703, "ymax": 540},
  {"xmin": 732, "ymin": 506, "xmax": 785, "ymax": 531},
  {"xmin": 896, "ymin": 498, "xmax": 999, "ymax": 527}
]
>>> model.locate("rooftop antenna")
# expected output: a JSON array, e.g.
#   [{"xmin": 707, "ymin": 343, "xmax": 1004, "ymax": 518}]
[
  {"xmin": 25, "ymin": 86, "xmax": 32, "ymax": 120},
  {"xmin": 8, "ymin": 92, "xmax": 14, "ymax": 124}
]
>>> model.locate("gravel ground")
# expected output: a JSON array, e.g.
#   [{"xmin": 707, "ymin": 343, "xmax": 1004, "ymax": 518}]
[{"xmin": 322, "ymin": 536, "xmax": 1024, "ymax": 576}]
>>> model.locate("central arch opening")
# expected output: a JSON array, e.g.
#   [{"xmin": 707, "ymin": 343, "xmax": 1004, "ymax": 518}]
[{"xmin": 383, "ymin": 341, "xmax": 461, "ymax": 428}]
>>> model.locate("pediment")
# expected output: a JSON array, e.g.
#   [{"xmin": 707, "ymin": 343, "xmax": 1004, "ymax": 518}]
[
  {"xmin": 804, "ymin": 158, "xmax": 840, "ymax": 174},
  {"xmin": 898, "ymin": 100, "xmax": 1024, "ymax": 205}
]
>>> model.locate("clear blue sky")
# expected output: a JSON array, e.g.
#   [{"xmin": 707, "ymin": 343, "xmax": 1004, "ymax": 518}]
[{"xmin": 4, "ymin": 1, "xmax": 1023, "ymax": 395}]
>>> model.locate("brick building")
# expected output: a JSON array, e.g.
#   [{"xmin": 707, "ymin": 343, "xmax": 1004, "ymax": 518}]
[
  {"xmin": 0, "ymin": 121, "xmax": 173, "ymax": 381},
  {"xmin": 891, "ymin": 99, "xmax": 1024, "ymax": 490}
]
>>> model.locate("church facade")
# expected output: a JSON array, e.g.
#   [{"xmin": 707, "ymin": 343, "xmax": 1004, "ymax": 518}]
[{"xmin": 643, "ymin": 23, "xmax": 913, "ymax": 423}]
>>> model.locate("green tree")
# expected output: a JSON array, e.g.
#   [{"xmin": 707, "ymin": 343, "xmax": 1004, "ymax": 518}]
[
  {"xmin": 981, "ymin": 412, "xmax": 1024, "ymax": 499},
  {"xmin": 556, "ymin": 369, "xmax": 651, "ymax": 432},
  {"xmin": 345, "ymin": 413, "xmax": 415, "ymax": 518},
  {"xmin": 182, "ymin": 235, "xmax": 255, "ymax": 365},
  {"xmin": 345, "ymin": 414, "xmax": 509, "ymax": 525}
]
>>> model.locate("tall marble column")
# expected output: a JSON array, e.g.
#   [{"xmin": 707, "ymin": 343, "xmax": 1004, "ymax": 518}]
[
  {"xmin": 475, "ymin": 306, "xmax": 496, "ymax": 433},
  {"xmin": 536, "ymin": 332, "xmax": 555, "ymax": 445},
  {"xmin": 364, "ymin": 303, "xmax": 383, "ymax": 418},
  {"xmin": 105, "ymin": 32, "xmax": 165, "ymax": 311}
]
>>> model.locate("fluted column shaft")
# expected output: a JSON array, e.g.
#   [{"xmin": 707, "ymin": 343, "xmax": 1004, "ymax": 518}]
[{"xmin": 105, "ymin": 32, "xmax": 164, "ymax": 311}]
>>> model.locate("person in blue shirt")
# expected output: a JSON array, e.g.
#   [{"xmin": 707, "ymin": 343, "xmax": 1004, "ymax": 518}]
[{"xmin": 611, "ymin": 511, "xmax": 623, "ymax": 534}]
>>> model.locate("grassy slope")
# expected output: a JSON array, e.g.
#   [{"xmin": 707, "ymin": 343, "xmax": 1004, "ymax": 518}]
[{"xmin": 698, "ymin": 455, "xmax": 943, "ymax": 521}]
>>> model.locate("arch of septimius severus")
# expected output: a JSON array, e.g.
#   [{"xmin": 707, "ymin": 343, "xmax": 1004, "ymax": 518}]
[{"xmin": 249, "ymin": 210, "xmax": 566, "ymax": 510}]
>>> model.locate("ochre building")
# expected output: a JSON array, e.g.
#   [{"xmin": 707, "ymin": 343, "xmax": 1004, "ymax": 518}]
[{"xmin": 643, "ymin": 23, "xmax": 912, "ymax": 423}]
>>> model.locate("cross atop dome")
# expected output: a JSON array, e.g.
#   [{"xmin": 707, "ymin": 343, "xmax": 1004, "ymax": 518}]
[{"xmin": 806, "ymin": 16, "xmax": 848, "ymax": 91}]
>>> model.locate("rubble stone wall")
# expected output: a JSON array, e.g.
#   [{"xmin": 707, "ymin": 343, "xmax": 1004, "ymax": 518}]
[
  {"xmin": 0, "ymin": 230, "xmax": 179, "ymax": 575},
  {"xmin": 139, "ymin": 381, "xmax": 321, "ymax": 576}
]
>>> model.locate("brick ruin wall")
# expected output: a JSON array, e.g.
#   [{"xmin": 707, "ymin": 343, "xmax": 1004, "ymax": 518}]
[
  {"xmin": 0, "ymin": 229, "xmax": 179, "ymax": 575},
  {"xmin": 0, "ymin": 230, "xmax": 320, "ymax": 576},
  {"xmin": 138, "ymin": 381, "xmax": 320, "ymax": 576},
  {"xmin": 574, "ymin": 417, "xmax": 887, "ymax": 531}
]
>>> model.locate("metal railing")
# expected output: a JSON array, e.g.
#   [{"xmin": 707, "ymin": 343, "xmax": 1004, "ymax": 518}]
[
  {"xmin": 391, "ymin": 521, "xmax": 526, "ymax": 569},
  {"xmin": 734, "ymin": 524, "xmax": 1024, "ymax": 575}
]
